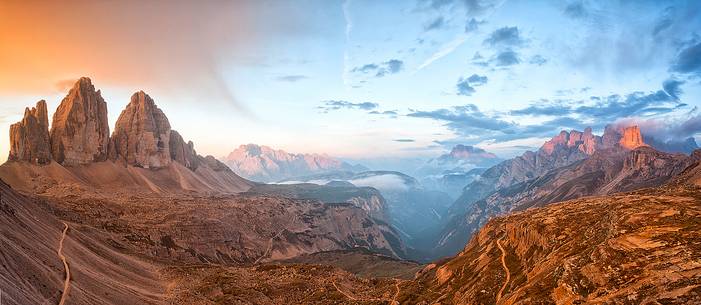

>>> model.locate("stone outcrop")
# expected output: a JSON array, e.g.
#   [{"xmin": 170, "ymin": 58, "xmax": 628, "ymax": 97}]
[
  {"xmin": 8, "ymin": 100, "xmax": 52, "ymax": 164},
  {"xmin": 169, "ymin": 130, "xmax": 199, "ymax": 171},
  {"xmin": 50, "ymin": 77, "xmax": 110, "ymax": 165},
  {"xmin": 110, "ymin": 91, "xmax": 172, "ymax": 169}
]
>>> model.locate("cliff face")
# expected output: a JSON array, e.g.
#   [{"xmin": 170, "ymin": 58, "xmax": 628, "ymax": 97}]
[
  {"xmin": 110, "ymin": 91, "xmax": 172, "ymax": 169},
  {"xmin": 8, "ymin": 100, "xmax": 51, "ymax": 164},
  {"xmin": 50, "ymin": 77, "xmax": 110, "ymax": 165},
  {"xmin": 170, "ymin": 130, "xmax": 200, "ymax": 171}
]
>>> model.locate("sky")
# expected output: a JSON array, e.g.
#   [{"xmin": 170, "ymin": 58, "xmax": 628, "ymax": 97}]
[{"xmin": 1, "ymin": 0, "xmax": 701, "ymax": 168}]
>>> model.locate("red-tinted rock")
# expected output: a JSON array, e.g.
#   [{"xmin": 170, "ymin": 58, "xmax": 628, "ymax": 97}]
[
  {"xmin": 50, "ymin": 77, "xmax": 110, "ymax": 165},
  {"xmin": 111, "ymin": 91, "xmax": 172, "ymax": 169},
  {"xmin": 8, "ymin": 100, "xmax": 51, "ymax": 164}
]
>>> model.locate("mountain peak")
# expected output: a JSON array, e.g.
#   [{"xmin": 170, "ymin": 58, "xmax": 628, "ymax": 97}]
[
  {"xmin": 50, "ymin": 77, "xmax": 110, "ymax": 165},
  {"xmin": 111, "ymin": 91, "xmax": 172, "ymax": 169},
  {"xmin": 8, "ymin": 100, "xmax": 51, "ymax": 164},
  {"xmin": 603, "ymin": 124, "xmax": 646, "ymax": 150}
]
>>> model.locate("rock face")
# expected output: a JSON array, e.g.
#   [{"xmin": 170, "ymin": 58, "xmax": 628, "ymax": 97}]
[
  {"xmin": 169, "ymin": 130, "xmax": 199, "ymax": 171},
  {"xmin": 50, "ymin": 77, "xmax": 110, "ymax": 165},
  {"xmin": 603, "ymin": 125, "xmax": 645, "ymax": 149},
  {"xmin": 8, "ymin": 100, "xmax": 52, "ymax": 164},
  {"xmin": 111, "ymin": 91, "xmax": 172, "ymax": 169}
]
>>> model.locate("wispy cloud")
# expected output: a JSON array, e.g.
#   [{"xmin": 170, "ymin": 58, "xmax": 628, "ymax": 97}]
[
  {"xmin": 351, "ymin": 59, "xmax": 404, "ymax": 77},
  {"xmin": 318, "ymin": 100, "xmax": 378, "ymax": 113},
  {"xmin": 275, "ymin": 75, "xmax": 308, "ymax": 82}
]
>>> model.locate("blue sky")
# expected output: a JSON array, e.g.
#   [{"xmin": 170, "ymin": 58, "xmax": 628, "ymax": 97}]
[{"xmin": 1, "ymin": 0, "xmax": 700, "ymax": 167}]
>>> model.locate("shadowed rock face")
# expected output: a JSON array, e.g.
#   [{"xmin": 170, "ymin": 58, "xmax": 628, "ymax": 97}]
[
  {"xmin": 169, "ymin": 130, "xmax": 199, "ymax": 171},
  {"xmin": 110, "ymin": 91, "xmax": 172, "ymax": 169},
  {"xmin": 50, "ymin": 77, "xmax": 110, "ymax": 165},
  {"xmin": 8, "ymin": 100, "xmax": 51, "ymax": 164}
]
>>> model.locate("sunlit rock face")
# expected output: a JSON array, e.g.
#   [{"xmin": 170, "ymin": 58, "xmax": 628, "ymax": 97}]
[
  {"xmin": 50, "ymin": 77, "xmax": 110, "ymax": 165},
  {"xmin": 8, "ymin": 100, "xmax": 52, "ymax": 164},
  {"xmin": 110, "ymin": 91, "xmax": 172, "ymax": 169}
]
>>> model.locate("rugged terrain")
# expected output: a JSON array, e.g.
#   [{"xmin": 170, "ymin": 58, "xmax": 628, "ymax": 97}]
[
  {"xmin": 400, "ymin": 184, "xmax": 701, "ymax": 304},
  {"xmin": 435, "ymin": 125, "xmax": 678, "ymax": 257}
]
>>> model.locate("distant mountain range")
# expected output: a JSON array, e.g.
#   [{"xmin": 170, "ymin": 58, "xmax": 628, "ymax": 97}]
[
  {"xmin": 433, "ymin": 125, "xmax": 700, "ymax": 257},
  {"xmin": 223, "ymin": 144, "xmax": 367, "ymax": 182}
]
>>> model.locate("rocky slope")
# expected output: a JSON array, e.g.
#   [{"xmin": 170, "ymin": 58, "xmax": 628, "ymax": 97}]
[
  {"xmin": 279, "ymin": 170, "xmax": 454, "ymax": 258},
  {"xmin": 435, "ymin": 126, "xmax": 666, "ymax": 257},
  {"xmin": 223, "ymin": 144, "xmax": 367, "ymax": 182},
  {"xmin": 435, "ymin": 146, "xmax": 699, "ymax": 257},
  {"xmin": 400, "ymin": 184, "xmax": 701, "ymax": 304},
  {"xmin": 0, "ymin": 179, "xmax": 164, "ymax": 305}
]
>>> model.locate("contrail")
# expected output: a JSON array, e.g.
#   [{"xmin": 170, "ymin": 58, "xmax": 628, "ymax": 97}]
[{"xmin": 414, "ymin": 0, "xmax": 508, "ymax": 73}]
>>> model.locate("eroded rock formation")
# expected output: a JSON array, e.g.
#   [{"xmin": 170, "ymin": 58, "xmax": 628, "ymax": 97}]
[
  {"xmin": 50, "ymin": 77, "xmax": 110, "ymax": 165},
  {"xmin": 110, "ymin": 91, "xmax": 172, "ymax": 169},
  {"xmin": 8, "ymin": 100, "xmax": 51, "ymax": 164},
  {"xmin": 170, "ymin": 130, "xmax": 199, "ymax": 171}
]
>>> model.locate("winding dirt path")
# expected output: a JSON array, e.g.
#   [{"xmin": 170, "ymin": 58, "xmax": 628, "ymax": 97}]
[
  {"xmin": 496, "ymin": 238, "xmax": 510, "ymax": 303},
  {"xmin": 58, "ymin": 222, "xmax": 71, "ymax": 305},
  {"xmin": 391, "ymin": 279, "xmax": 402, "ymax": 305},
  {"xmin": 332, "ymin": 281, "xmax": 358, "ymax": 301}
]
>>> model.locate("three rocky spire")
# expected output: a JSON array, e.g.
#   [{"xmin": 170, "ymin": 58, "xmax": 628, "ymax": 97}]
[{"xmin": 9, "ymin": 77, "xmax": 199, "ymax": 169}]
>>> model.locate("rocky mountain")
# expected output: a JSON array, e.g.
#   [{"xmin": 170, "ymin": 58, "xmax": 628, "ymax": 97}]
[
  {"xmin": 279, "ymin": 170, "xmax": 454, "ymax": 259},
  {"xmin": 402, "ymin": 183, "xmax": 701, "ymax": 304},
  {"xmin": 3, "ymin": 78, "xmax": 251, "ymax": 194},
  {"xmin": 434, "ymin": 125, "xmax": 661, "ymax": 257},
  {"xmin": 246, "ymin": 182, "xmax": 390, "ymax": 222},
  {"xmin": 50, "ymin": 77, "xmax": 111, "ymax": 165},
  {"xmin": 223, "ymin": 144, "xmax": 367, "ymax": 182},
  {"xmin": 8, "ymin": 100, "xmax": 52, "ymax": 164},
  {"xmin": 109, "ymin": 91, "xmax": 172, "ymax": 169}
]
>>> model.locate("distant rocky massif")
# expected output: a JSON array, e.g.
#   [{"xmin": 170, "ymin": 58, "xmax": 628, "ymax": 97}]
[
  {"xmin": 223, "ymin": 143, "xmax": 367, "ymax": 182},
  {"xmin": 417, "ymin": 144, "xmax": 501, "ymax": 198},
  {"xmin": 2, "ymin": 77, "xmax": 701, "ymax": 305}
]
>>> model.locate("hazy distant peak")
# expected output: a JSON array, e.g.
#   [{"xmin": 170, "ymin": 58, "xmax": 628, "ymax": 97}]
[{"xmin": 224, "ymin": 144, "xmax": 367, "ymax": 182}]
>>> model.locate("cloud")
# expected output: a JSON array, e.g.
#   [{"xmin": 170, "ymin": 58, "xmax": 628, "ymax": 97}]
[
  {"xmin": 368, "ymin": 110, "xmax": 399, "ymax": 118},
  {"xmin": 670, "ymin": 41, "xmax": 701, "ymax": 75},
  {"xmin": 563, "ymin": 1, "xmax": 587, "ymax": 19},
  {"xmin": 275, "ymin": 75, "xmax": 308, "ymax": 82},
  {"xmin": 529, "ymin": 55, "xmax": 547, "ymax": 65},
  {"xmin": 484, "ymin": 26, "xmax": 524, "ymax": 48},
  {"xmin": 663, "ymin": 78, "xmax": 684, "ymax": 100},
  {"xmin": 465, "ymin": 18, "xmax": 485, "ymax": 32},
  {"xmin": 351, "ymin": 59, "xmax": 404, "ymax": 77},
  {"xmin": 408, "ymin": 104, "xmax": 513, "ymax": 133},
  {"xmin": 0, "ymin": 1, "xmax": 324, "ymax": 114},
  {"xmin": 456, "ymin": 74, "xmax": 488, "ymax": 96},
  {"xmin": 424, "ymin": 16, "xmax": 445, "ymax": 31},
  {"xmin": 494, "ymin": 50, "xmax": 520, "ymax": 66},
  {"xmin": 318, "ymin": 100, "xmax": 378, "ymax": 112},
  {"xmin": 393, "ymin": 139, "xmax": 416, "ymax": 142},
  {"xmin": 410, "ymin": 80, "xmax": 691, "ymax": 147},
  {"xmin": 615, "ymin": 113, "xmax": 701, "ymax": 142}
]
